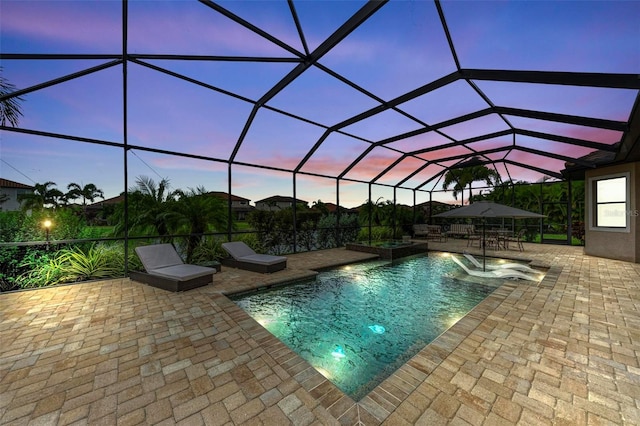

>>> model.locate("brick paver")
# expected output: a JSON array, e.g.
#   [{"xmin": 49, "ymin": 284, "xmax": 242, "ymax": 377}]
[{"xmin": 1, "ymin": 242, "xmax": 639, "ymax": 425}]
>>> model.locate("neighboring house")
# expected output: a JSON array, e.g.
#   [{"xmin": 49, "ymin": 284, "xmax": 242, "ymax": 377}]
[
  {"xmin": 86, "ymin": 194, "xmax": 124, "ymax": 210},
  {"xmin": 208, "ymin": 192, "xmax": 254, "ymax": 220},
  {"xmin": 85, "ymin": 194, "xmax": 124, "ymax": 224},
  {"xmin": 0, "ymin": 178, "xmax": 34, "ymax": 211},
  {"xmin": 254, "ymin": 195, "xmax": 308, "ymax": 211}
]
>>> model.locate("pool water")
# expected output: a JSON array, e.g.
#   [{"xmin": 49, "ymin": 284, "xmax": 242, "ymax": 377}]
[{"xmin": 230, "ymin": 254, "xmax": 499, "ymax": 400}]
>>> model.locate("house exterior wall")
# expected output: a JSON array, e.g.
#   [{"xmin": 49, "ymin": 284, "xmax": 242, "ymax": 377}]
[
  {"xmin": 255, "ymin": 201, "xmax": 292, "ymax": 211},
  {"xmin": 584, "ymin": 162, "xmax": 639, "ymax": 263},
  {"xmin": 0, "ymin": 187, "xmax": 31, "ymax": 211}
]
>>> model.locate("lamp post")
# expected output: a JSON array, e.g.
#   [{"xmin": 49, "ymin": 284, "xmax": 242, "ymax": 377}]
[{"xmin": 43, "ymin": 219, "xmax": 52, "ymax": 247}]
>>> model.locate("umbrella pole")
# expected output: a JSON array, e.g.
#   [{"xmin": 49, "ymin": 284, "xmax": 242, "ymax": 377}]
[{"xmin": 482, "ymin": 218, "xmax": 486, "ymax": 271}]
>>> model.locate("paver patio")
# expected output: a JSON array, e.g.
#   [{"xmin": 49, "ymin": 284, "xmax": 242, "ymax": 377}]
[{"xmin": 1, "ymin": 240, "xmax": 639, "ymax": 425}]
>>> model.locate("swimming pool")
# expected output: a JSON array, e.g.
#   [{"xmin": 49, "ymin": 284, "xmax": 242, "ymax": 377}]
[{"xmin": 230, "ymin": 254, "xmax": 500, "ymax": 400}]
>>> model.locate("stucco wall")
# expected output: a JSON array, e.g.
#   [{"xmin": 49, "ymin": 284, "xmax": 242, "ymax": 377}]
[{"xmin": 584, "ymin": 162, "xmax": 638, "ymax": 263}]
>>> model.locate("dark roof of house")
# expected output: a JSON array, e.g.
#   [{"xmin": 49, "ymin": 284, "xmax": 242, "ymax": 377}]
[
  {"xmin": 416, "ymin": 200, "xmax": 451, "ymax": 208},
  {"xmin": 562, "ymin": 143, "xmax": 621, "ymax": 180},
  {"xmin": 207, "ymin": 191, "xmax": 251, "ymax": 202},
  {"xmin": 87, "ymin": 194, "xmax": 124, "ymax": 209},
  {"xmin": 0, "ymin": 178, "xmax": 33, "ymax": 189},
  {"xmin": 255, "ymin": 195, "xmax": 308, "ymax": 204}
]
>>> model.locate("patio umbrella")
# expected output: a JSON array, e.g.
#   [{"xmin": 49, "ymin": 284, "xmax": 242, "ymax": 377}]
[{"xmin": 434, "ymin": 201, "xmax": 546, "ymax": 270}]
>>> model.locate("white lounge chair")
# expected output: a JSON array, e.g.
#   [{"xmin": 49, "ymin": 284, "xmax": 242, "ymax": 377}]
[
  {"xmin": 131, "ymin": 243, "xmax": 216, "ymax": 292},
  {"xmin": 450, "ymin": 255, "xmax": 541, "ymax": 282},
  {"xmin": 463, "ymin": 252, "xmax": 537, "ymax": 273},
  {"xmin": 221, "ymin": 241, "xmax": 287, "ymax": 273}
]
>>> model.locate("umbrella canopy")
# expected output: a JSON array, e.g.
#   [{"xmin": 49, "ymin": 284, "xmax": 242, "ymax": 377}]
[
  {"xmin": 434, "ymin": 201, "xmax": 545, "ymax": 270},
  {"xmin": 434, "ymin": 201, "xmax": 546, "ymax": 219}
]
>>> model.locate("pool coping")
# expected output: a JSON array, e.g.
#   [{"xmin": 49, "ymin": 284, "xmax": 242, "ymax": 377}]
[{"xmin": 218, "ymin": 251, "xmax": 561, "ymax": 424}]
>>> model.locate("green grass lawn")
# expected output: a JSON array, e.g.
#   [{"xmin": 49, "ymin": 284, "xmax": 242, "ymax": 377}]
[{"xmin": 535, "ymin": 233, "xmax": 583, "ymax": 245}]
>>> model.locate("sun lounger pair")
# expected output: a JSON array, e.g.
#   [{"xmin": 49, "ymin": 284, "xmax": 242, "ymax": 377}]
[
  {"xmin": 450, "ymin": 254, "xmax": 541, "ymax": 282},
  {"xmin": 131, "ymin": 243, "xmax": 216, "ymax": 292},
  {"xmin": 221, "ymin": 242, "xmax": 287, "ymax": 273}
]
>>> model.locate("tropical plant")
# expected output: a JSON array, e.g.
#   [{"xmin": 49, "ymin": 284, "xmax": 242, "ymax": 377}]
[
  {"xmin": 442, "ymin": 165, "xmax": 501, "ymax": 203},
  {"xmin": 190, "ymin": 237, "xmax": 226, "ymax": 265},
  {"xmin": 112, "ymin": 176, "xmax": 179, "ymax": 238},
  {"xmin": 15, "ymin": 243, "xmax": 127, "ymax": 288},
  {"xmin": 56, "ymin": 244, "xmax": 123, "ymax": 283},
  {"xmin": 359, "ymin": 197, "xmax": 386, "ymax": 227},
  {"xmin": 17, "ymin": 181, "xmax": 64, "ymax": 210},
  {"xmin": 0, "ymin": 69, "xmax": 24, "ymax": 127},
  {"xmin": 295, "ymin": 209, "xmax": 322, "ymax": 251},
  {"xmin": 66, "ymin": 182, "xmax": 104, "ymax": 219},
  {"xmin": 247, "ymin": 209, "xmax": 281, "ymax": 253},
  {"xmin": 0, "ymin": 208, "xmax": 85, "ymax": 243},
  {"xmin": 16, "ymin": 250, "xmax": 65, "ymax": 288},
  {"xmin": 317, "ymin": 213, "xmax": 359, "ymax": 248},
  {"xmin": 358, "ymin": 225, "xmax": 393, "ymax": 242},
  {"xmin": 311, "ymin": 200, "xmax": 330, "ymax": 215},
  {"xmin": 173, "ymin": 186, "xmax": 228, "ymax": 262}
]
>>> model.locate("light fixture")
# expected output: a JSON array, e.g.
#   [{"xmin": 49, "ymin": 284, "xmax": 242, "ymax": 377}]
[
  {"xmin": 43, "ymin": 219, "xmax": 52, "ymax": 243},
  {"xmin": 368, "ymin": 324, "xmax": 386, "ymax": 334},
  {"xmin": 331, "ymin": 345, "xmax": 346, "ymax": 359}
]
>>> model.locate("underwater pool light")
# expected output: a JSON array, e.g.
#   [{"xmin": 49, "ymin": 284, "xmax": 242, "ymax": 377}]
[
  {"xmin": 368, "ymin": 324, "xmax": 386, "ymax": 334},
  {"xmin": 315, "ymin": 367, "xmax": 332, "ymax": 380},
  {"xmin": 256, "ymin": 318, "xmax": 271, "ymax": 327},
  {"xmin": 331, "ymin": 345, "xmax": 346, "ymax": 359}
]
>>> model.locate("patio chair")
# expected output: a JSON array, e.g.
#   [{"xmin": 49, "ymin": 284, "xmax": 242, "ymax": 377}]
[
  {"xmin": 450, "ymin": 255, "xmax": 540, "ymax": 282},
  {"xmin": 131, "ymin": 243, "xmax": 216, "ymax": 292},
  {"xmin": 221, "ymin": 241, "xmax": 287, "ymax": 273},
  {"xmin": 466, "ymin": 228, "xmax": 482, "ymax": 248},
  {"xmin": 506, "ymin": 229, "xmax": 526, "ymax": 251}
]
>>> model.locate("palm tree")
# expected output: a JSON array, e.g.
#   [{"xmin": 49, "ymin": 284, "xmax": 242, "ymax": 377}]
[
  {"xmin": 442, "ymin": 165, "xmax": 501, "ymax": 204},
  {"xmin": 114, "ymin": 176, "xmax": 179, "ymax": 238},
  {"xmin": 311, "ymin": 200, "xmax": 329, "ymax": 215},
  {"xmin": 17, "ymin": 181, "xmax": 63, "ymax": 210},
  {"xmin": 359, "ymin": 197, "xmax": 386, "ymax": 226},
  {"xmin": 173, "ymin": 187, "xmax": 227, "ymax": 262},
  {"xmin": 0, "ymin": 69, "xmax": 24, "ymax": 127},
  {"xmin": 66, "ymin": 182, "xmax": 104, "ymax": 218}
]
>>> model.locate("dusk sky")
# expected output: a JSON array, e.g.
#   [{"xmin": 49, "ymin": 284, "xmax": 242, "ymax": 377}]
[{"xmin": 1, "ymin": 0, "xmax": 638, "ymax": 208}]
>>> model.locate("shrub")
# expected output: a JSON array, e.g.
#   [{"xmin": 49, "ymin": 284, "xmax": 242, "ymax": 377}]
[
  {"xmin": 15, "ymin": 242, "xmax": 128, "ymax": 289},
  {"xmin": 16, "ymin": 250, "xmax": 65, "ymax": 288},
  {"xmin": 357, "ymin": 225, "xmax": 393, "ymax": 242},
  {"xmin": 190, "ymin": 237, "xmax": 226, "ymax": 264},
  {"xmin": 55, "ymin": 244, "xmax": 123, "ymax": 283}
]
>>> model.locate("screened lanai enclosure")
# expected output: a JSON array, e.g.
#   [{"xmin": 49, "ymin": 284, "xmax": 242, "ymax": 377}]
[{"xmin": 1, "ymin": 0, "xmax": 639, "ymax": 289}]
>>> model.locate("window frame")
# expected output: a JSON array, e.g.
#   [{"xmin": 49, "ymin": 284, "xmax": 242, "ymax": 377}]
[{"xmin": 588, "ymin": 172, "xmax": 630, "ymax": 232}]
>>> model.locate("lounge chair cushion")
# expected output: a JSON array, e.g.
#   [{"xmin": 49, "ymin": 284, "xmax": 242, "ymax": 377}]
[
  {"xmin": 136, "ymin": 243, "xmax": 184, "ymax": 270},
  {"xmin": 148, "ymin": 264, "xmax": 216, "ymax": 281},
  {"xmin": 222, "ymin": 241, "xmax": 257, "ymax": 259},
  {"xmin": 221, "ymin": 242, "xmax": 287, "ymax": 272},
  {"xmin": 133, "ymin": 243, "xmax": 216, "ymax": 292},
  {"xmin": 236, "ymin": 254, "xmax": 287, "ymax": 266}
]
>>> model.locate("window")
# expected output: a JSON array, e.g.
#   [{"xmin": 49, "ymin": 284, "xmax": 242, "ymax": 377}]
[{"xmin": 590, "ymin": 174, "xmax": 629, "ymax": 230}]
